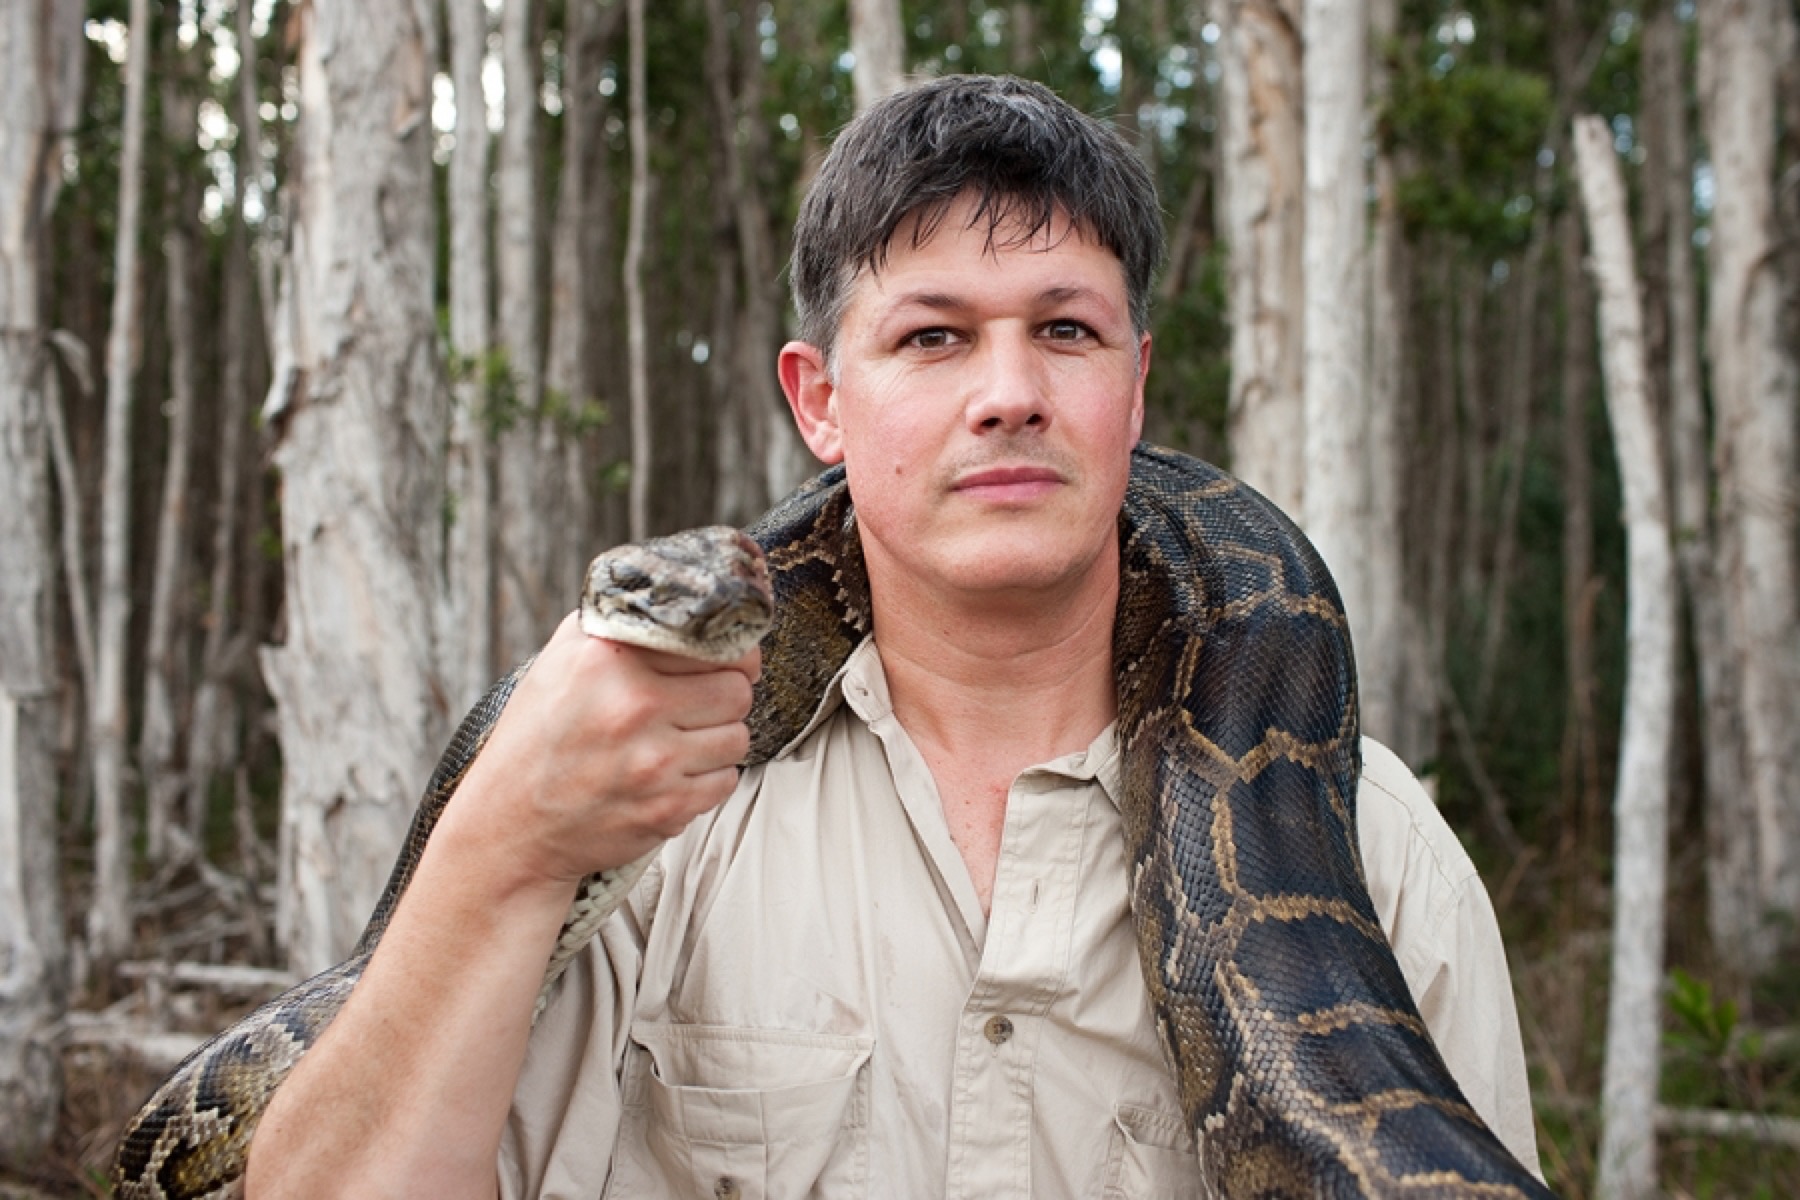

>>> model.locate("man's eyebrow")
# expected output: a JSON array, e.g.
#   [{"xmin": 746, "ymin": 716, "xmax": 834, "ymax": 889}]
[
  {"xmin": 879, "ymin": 284, "xmax": 1114, "ymax": 314},
  {"xmin": 1036, "ymin": 284, "xmax": 1111, "ymax": 308},
  {"xmin": 882, "ymin": 290, "xmax": 968, "ymax": 314}
]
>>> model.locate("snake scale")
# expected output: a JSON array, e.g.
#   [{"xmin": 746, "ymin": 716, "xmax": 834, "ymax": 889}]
[{"xmin": 114, "ymin": 444, "xmax": 1555, "ymax": 1198}]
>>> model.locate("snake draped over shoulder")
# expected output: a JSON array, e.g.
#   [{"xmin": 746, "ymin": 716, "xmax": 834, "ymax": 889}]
[{"xmin": 114, "ymin": 444, "xmax": 1556, "ymax": 1199}]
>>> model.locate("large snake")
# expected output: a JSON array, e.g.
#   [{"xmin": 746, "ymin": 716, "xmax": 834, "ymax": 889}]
[{"xmin": 114, "ymin": 445, "xmax": 1554, "ymax": 1198}]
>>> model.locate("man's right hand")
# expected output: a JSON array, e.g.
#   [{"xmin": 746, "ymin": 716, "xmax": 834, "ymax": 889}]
[{"xmin": 445, "ymin": 609, "xmax": 762, "ymax": 890}]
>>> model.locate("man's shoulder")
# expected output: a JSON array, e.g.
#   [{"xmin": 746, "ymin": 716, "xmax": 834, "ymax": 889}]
[{"xmin": 1356, "ymin": 737, "xmax": 1485, "ymax": 940}]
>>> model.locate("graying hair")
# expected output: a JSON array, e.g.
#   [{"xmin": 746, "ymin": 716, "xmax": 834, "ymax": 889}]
[{"xmin": 790, "ymin": 74, "xmax": 1165, "ymax": 364}]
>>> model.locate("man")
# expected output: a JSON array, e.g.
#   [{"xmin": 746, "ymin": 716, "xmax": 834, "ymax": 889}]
[{"xmin": 247, "ymin": 75, "xmax": 1537, "ymax": 1197}]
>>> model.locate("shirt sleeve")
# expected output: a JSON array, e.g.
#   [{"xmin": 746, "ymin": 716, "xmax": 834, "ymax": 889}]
[{"xmin": 1355, "ymin": 737, "xmax": 1542, "ymax": 1177}]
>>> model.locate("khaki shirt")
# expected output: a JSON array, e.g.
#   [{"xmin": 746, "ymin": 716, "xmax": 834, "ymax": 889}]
[{"xmin": 500, "ymin": 640, "xmax": 1539, "ymax": 1198}]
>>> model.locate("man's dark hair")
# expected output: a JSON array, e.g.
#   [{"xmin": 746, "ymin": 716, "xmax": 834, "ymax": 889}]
[{"xmin": 790, "ymin": 74, "xmax": 1164, "ymax": 362}]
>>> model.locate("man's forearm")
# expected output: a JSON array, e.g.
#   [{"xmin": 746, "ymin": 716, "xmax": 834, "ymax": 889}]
[{"xmin": 244, "ymin": 811, "xmax": 578, "ymax": 1198}]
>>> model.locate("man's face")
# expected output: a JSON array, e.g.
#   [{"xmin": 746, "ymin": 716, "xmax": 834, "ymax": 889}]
[{"xmin": 780, "ymin": 192, "xmax": 1150, "ymax": 610}]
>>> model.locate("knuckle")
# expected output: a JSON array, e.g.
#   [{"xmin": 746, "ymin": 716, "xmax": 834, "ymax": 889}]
[{"xmin": 620, "ymin": 743, "xmax": 675, "ymax": 792}]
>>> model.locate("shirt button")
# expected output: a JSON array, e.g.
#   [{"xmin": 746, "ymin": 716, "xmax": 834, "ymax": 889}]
[
  {"xmin": 984, "ymin": 1014, "xmax": 1014, "ymax": 1045},
  {"xmin": 714, "ymin": 1178, "xmax": 740, "ymax": 1199}
]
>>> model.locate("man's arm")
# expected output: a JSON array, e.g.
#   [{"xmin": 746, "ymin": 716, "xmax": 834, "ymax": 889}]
[{"xmin": 244, "ymin": 613, "xmax": 757, "ymax": 1198}]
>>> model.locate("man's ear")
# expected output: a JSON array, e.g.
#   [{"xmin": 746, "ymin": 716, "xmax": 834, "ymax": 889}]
[
  {"xmin": 1130, "ymin": 331, "xmax": 1152, "ymax": 442},
  {"xmin": 778, "ymin": 340, "xmax": 845, "ymax": 465}
]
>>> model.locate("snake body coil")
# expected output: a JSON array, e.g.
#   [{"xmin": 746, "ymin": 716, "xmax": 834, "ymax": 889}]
[{"xmin": 115, "ymin": 447, "xmax": 1553, "ymax": 1198}]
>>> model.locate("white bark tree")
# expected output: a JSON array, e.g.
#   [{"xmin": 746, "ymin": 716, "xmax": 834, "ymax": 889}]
[
  {"xmin": 260, "ymin": 0, "xmax": 452, "ymax": 975},
  {"xmin": 1300, "ymin": 0, "xmax": 1372, "ymax": 673},
  {"xmin": 849, "ymin": 0, "xmax": 906, "ymax": 110},
  {"xmin": 0, "ymin": 0, "xmax": 81, "ymax": 1157},
  {"xmin": 624, "ymin": 0, "xmax": 653, "ymax": 540},
  {"xmin": 1213, "ymin": 0, "xmax": 1305, "ymax": 516},
  {"xmin": 186, "ymin": 0, "xmax": 274, "ymax": 846},
  {"xmin": 1362, "ymin": 0, "xmax": 1415, "ymax": 758},
  {"xmin": 494, "ymin": 0, "xmax": 554, "ymax": 665},
  {"xmin": 704, "ymin": 0, "xmax": 790, "ymax": 527},
  {"xmin": 1574, "ymin": 113, "xmax": 1678, "ymax": 1200},
  {"xmin": 88, "ymin": 0, "xmax": 156, "ymax": 967},
  {"xmin": 447, "ymin": 0, "xmax": 497, "ymax": 706},
  {"xmin": 141, "ymin": 67, "xmax": 203, "ymax": 863},
  {"xmin": 1643, "ymin": 0, "xmax": 1752, "ymax": 979},
  {"xmin": 1698, "ymin": 0, "xmax": 1800, "ymax": 971},
  {"xmin": 545, "ymin": 0, "xmax": 623, "ymax": 596}
]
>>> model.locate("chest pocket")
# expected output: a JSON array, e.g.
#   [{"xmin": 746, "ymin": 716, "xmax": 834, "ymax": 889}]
[
  {"xmin": 1098, "ymin": 1103, "xmax": 1203, "ymax": 1200},
  {"xmin": 608, "ymin": 1023, "xmax": 872, "ymax": 1199}
]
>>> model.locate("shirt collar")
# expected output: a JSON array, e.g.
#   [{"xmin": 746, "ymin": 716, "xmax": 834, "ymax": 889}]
[{"xmin": 775, "ymin": 636, "xmax": 1124, "ymax": 805}]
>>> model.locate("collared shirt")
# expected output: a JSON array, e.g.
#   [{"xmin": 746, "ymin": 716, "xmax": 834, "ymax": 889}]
[{"xmin": 500, "ymin": 640, "xmax": 1539, "ymax": 1199}]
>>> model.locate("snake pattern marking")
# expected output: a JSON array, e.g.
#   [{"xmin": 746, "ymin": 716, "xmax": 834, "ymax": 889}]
[{"xmin": 114, "ymin": 445, "xmax": 1555, "ymax": 1198}]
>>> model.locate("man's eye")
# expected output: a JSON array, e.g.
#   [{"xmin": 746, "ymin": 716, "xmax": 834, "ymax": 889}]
[
  {"xmin": 906, "ymin": 328, "xmax": 956, "ymax": 350},
  {"xmin": 1043, "ymin": 320, "xmax": 1092, "ymax": 341}
]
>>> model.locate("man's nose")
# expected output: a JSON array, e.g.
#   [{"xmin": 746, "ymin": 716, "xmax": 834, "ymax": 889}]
[{"xmin": 965, "ymin": 331, "xmax": 1050, "ymax": 433}]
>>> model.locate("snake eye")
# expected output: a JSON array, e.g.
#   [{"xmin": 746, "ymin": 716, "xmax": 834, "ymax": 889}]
[{"xmin": 608, "ymin": 562, "xmax": 654, "ymax": 593}]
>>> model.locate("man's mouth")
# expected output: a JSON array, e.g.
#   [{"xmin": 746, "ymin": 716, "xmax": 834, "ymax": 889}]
[{"xmin": 951, "ymin": 465, "xmax": 1065, "ymax": 501}]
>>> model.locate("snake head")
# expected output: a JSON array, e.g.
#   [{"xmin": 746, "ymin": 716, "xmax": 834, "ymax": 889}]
[{"xmin": 580, "ymin": 526, "xmax": 774, "ymax": 663}]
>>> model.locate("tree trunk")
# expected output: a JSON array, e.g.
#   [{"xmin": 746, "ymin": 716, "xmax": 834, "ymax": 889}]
[
  {"xmin": 260, "ymin": 0, "xmax": 451, "ymax": 976},
  {"xmin": 849, "ymin": 0, "xmax": 905, "ymax": 110},
  {"xmin": 624, "ymin": 0, "xmax": 652, "ymax": 540},
  {"xmin": 185, "ymin": 3, "xmax": 277, "ymax": 851},
  {"xmin": 704, "ymin": 0, "xmax": 789, "ymax": 527},
  {"xmin": 142, "ymin": 66, "xmax": 203, "ymax": 864},
  {"xmin": 235, "ymin": 0, "xmax": 279, "ymax": 330},
  {"xmin": 1698, "ymin": 0, "xmax": 1800, "ymax": 970},
  {"xmin": 1640, "ymin": 0, "xmax": 1751, "ymax": 984},
  {"xmin": 88, "ymin": 0, "xmax": 156, "ymax": 968},
  {"xmin": 1214, "ymin": 0, "xmax": 1304, "ymax": 516},
  {"xmin": 1301, "ymin": 0, "xmax": 1371, "ymax": 673},
  {"xmin": 447, "ymin": 0, "xmax": 496, "ymax": 704},
  {"xmin": 1474, "ymin": 231, "xmax": 1546, "ymax": 723},
  {"xmin": 495, "ymin": 0, "xmax": 553, "ymax": 665},
  {"xmin": 0, "ymin": 0, "xmax": 80, "ymax": 1156},
  {"xmin": 1361, "ymin": 0, "xmax": 1413, "ymax": 757},
  {"xmin": 1557, "ymin": 203, "xmax": 1602, "ymax": 845},
  {"xmin": 545, "ymin": 0, "xmax": 624, "ymax": 596},
  {"xmin": 184, "ymin": 221, "xmax": 260, "ymax": 854},
  {"xmin": 1574, "ymin": 113, "xmax": 1678, "ymax": 1200},
  {"xmin": 1412, "ymin": 246, "xmax": 1461, "ymax": 768}
]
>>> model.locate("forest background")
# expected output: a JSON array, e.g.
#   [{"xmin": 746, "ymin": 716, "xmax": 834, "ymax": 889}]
[{"xmin": 2, "ymin": 0, "xmax": 1797, "ymax": 1195}]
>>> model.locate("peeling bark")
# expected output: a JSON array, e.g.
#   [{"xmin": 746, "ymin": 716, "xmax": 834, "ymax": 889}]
[
  {"xmin": 261, "ymin": 0, "xmax": 451, "ymax": 976},
  {"xmin": 0, "ymin": 0, "xmax": 79, "ymax": 1156}
]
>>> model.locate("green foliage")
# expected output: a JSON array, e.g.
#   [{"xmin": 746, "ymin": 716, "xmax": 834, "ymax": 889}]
[
  {"xmin": 1660, "ymin": 968, "xmax": 1800, "ymax": 1195},
  {"xmin": 447, "ymin": 347, "xmax": 525, "ymax": 436},
  {"xmin": 544, "ymin": 387, "xmax": 611, "ymax": 437},
  {"xmin": 1147, "ymin": 246, "xmax": 1230, "ymax": 453},
  {"xmin": 1384, "ymin": 58, "xmax": 1553, "ymax": 252},
  {"xmin": 600, "ymin": 458, "xmax": 633, "ymax": 495},
  {"xmin": 1667, "ymin": 967, "xmax": 1740, "ymax": 1065}
]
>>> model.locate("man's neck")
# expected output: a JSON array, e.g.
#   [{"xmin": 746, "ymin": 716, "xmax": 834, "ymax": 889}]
[{"xmin": 867, "ymin": 555, "xmax": 1120, "ymax": 772}]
